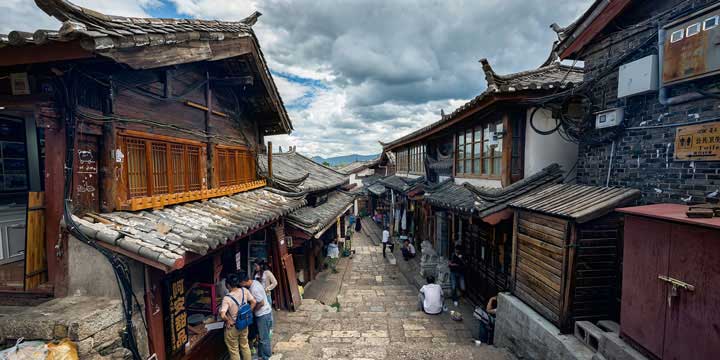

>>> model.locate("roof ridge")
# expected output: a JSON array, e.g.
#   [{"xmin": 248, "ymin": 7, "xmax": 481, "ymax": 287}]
[{"xmin": 35, "ymin": 0, "xmax": 260, "ymax": 26}]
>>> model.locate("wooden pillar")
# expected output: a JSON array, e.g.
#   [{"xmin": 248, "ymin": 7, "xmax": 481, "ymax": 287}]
[
  {"xmin": 101, "ymin": 122, "xmax": 117, "ymax": 212},
  {"xmin": 41, "ymin": 103, "xmax": 68, "ymax": 297},
  {"xmin": 267, "ymin": 141, "xmax": 273, "ymax": 180},
  {"xmin": 501, "ymin": 112, "xmax": 512, "ymax": 187}
]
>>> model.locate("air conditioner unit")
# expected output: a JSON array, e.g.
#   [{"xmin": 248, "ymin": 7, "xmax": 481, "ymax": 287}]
[{"xmin": 662, "ymin": 3, "xmax": 720, "ymax": 85}]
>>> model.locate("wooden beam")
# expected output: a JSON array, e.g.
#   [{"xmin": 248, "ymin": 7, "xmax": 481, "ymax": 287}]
[
  {"xmin": 0, "ymin": 41, "xmax": 94, "ymax": 67},
  {"xmin": 559, "ymin": 0, "xmax": 633, "ymax": 59},
  {"xmin": 267, "ymin": 141, "xmax": 273, "ymax": 180},
  {"xmin": 101, "ymin": 122, "xmax": 117, "ymax": 213},
  {"xmin": 501, "ymin": 112, "xmax": 512, "ymax": 187}
]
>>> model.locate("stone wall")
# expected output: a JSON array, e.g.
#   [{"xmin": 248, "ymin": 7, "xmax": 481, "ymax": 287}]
[
  {"xmin": 494, "ymin": 293, "xmax": 594, "ymax": 360},
  {"xmin": 576, "ymin": 0, "xmax": 720, "ymax": 204}
]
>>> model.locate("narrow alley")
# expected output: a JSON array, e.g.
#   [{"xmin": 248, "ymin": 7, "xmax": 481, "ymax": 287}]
[{"xmin": 271, "ymin": 227, "xmax": 514, "ymax": 360}]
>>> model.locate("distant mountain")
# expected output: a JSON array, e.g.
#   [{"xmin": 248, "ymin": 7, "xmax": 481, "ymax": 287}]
[{"xmin": 312, "ymin": 154, "xmax": 379, "ymax": 167}]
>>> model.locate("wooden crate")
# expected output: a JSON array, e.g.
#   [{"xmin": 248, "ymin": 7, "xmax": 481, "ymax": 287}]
[{"xmin": 511, "ymin": 209, "xmax": 622, "ymax": 332}]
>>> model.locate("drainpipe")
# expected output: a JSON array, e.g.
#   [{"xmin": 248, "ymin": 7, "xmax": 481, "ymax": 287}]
[
  {"xmin": 267, "ymin": 141, "xmax": 273, "ymax": 181},
  {"xmin": 657, "ymin": 28, "xmax": 704, "ymax": 106}
]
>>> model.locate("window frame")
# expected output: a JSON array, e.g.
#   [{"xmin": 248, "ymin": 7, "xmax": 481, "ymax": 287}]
[
  {"xmin": 454, "ymin": 119, "xmax": 505, "ymax": 179},
  {"xmin": 214, "ymin": 144, "xmax": 257, "ymax": 187}
]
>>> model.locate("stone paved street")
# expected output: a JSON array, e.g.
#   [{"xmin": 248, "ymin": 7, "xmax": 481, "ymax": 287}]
[{"xmin": 271, "ymin": 230, "xmax": 515, "ymax": 360}]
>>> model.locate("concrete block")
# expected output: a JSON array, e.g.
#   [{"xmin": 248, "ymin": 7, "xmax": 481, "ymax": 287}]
[
  {"xmin": 597, "ymin": 320, "xmax": 620, "ymax": 334},
  {"xmin": 494, "ymin": 293, "xmax": 594, "ymax": 360},
  {"xmin": 598, "ymin": 333, "xmax": 650, "ymax": 360},
  {"xmin": 574, "ymin": 321, "xmax": 604, "ymax": 352}
]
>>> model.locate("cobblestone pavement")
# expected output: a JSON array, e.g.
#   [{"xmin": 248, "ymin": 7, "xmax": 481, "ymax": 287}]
[{"xmin": 271, "ymin": 231, "xmax": 515, "ymax": 360}]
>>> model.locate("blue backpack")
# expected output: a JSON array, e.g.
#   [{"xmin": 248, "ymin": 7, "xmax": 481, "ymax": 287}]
[{"xmin": 227, "ymin": 290, "xmax": 254, "ymax": 330}]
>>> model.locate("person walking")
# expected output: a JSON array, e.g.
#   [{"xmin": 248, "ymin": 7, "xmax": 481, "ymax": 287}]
[
  {"xmin": 449, "ymin": 247, "xmax": 466, "ymax": 307},
  {"xmin": 382, "ymin": 226, "xmax": 392, "ymax": 258},
  {"xmin": 354, "ymin": 215, "xmax": 362, "ymax": 234},
  {"xmin": 240, "ymin": 272, "xmax": 273, "ymax": 360},
  {"xmin": 219, "ymin": 273, "xmax": 257, "ymax": 360}
]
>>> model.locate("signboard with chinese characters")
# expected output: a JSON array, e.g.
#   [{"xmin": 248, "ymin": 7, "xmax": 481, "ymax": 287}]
[
  {"xmin": 164, "ymin": 275, "xmax": 187, "ymax": 356},
  {"xmin": 674, "ymin": 122, "xmax": 720, "ymax": 161}
]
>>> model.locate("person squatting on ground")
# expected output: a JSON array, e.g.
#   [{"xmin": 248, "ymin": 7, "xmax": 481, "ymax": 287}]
[
  {"xmin": 220, "ymin": 273, "xmax": 257, "ymax": 360},
  {"xmin": 401, "ymin": 239, "xmax": 416, "ymax": 261},
  {"xmin": 449, "ymin": 247, "xmax": 466, "ymax": 306},
  {"xmin": 418, "ymin": 275, "xmax": 444, "ymax": 315},
  {"xmin": 239, "ymin": 272, "xmax": 273, "ymax": 360}
]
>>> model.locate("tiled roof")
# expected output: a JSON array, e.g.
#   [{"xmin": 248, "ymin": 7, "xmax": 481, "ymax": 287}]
[
  {"xmin": 3, "ymin": 0, "xmax": 256, "ymax": 51},
  {"xmin": 70, "ymin": 188, "xmax": 306, "ymax": 269},
  {"xmin": 467, "ymin": 163, "xmax": 565, "ymax": 218},
  {"xmin": 424, "ymin": 180, "xmax": 476, "ymax": 213},
  {"xmin": 377, "ymin": 175, "xmax": 424, "ymax": 194},
  {"xmin": 258, "ymin": 150, "xmax": 348, "ymax": 193},
  {"xmin": 338, "ymin": 157, "xmax": 381, "ymax": 175},
  {"xmin": 0, "ymin": 0, "xmax": 293, "ymax": 135},
  {"xmin": 287, "ymin": 191, "xmax": 356, "ymax": 236},
  {"xmin": 511, "ymin": 183, "xmax": 641, "ymax": 223},
  {"xmin": 367, "ymin": 183, "xmax": 387, "ymax": 196},
  {"xmin": 382, "ymin": 60, "xmax": 583, "ymax": 150},
  {"xmin": 425, "ymin": 164, "xmax": 564, "ymax": 216}
]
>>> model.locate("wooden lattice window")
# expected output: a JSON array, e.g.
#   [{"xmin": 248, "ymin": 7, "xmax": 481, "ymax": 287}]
[
  {"xmin": 409, "ymin": 144, "xmax": 425, "ymax": 174},
  {"xmin": 395, "ymin": 148, "xmax": 409, "ymax": 172},
  {"xmin": 121, "ymin": 134, "xmax": 204, "ymax": 198},
  {"xmin": 215, "ymin": 146, "xmax": 256, "ymax": 187}
]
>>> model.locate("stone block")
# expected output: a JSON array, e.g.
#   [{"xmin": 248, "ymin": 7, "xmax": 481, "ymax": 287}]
[
  {"xmin": 598, "ymin": 333, "xmax": 650, "ymax": 360},
  {"xmin": 494, "ymin": 293, "xmax": 594, "ymax": 360},
  {"xmin": 574, "ymin": 321, "xmax": 605, "ymax": 352},
  {"xmin": 597, "ymin": 320, "xmax": 620, "ymax": 334}
]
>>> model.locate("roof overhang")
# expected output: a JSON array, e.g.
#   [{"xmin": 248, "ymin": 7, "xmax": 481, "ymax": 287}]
[{"xmin": 557, "ymin": 0, "xmax": 633, "ymax": 60}]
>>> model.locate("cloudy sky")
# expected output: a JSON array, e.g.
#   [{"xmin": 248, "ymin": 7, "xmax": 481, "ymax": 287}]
[{"xmin": 1, "ymin": 0, "xmax": 591, "ymax": 158}]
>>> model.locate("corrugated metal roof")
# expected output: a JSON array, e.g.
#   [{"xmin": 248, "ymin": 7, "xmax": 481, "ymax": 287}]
[
  {"xmin": 287, "ymin": 191, "xmax": 356, "ymax": 236},
  {"xmin": 258, "ymin": 150, "xmax": 348, "ymax": 193},
  {"xmin": 70, "ymin": 188, "xmax": 306, "ymax": 269},
  {"xmin": 510, "ymin": 183, "xmax": 641, "ymax": 223}
]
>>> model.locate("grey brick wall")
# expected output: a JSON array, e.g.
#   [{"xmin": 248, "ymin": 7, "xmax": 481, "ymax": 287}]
[{"xmin": 576, "ymin": 0, "xmax": 720, "ymax": 204}]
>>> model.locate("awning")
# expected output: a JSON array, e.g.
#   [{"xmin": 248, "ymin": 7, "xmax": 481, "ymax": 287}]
[{"xmin": 69, "ymin": 188, "xmax": 307, "ymax": 271}]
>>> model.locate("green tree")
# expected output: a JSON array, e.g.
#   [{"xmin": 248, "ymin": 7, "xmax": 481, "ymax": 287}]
[{"xmin": 322, "ymin": 161, "xmax": 331, "ymax": 167}]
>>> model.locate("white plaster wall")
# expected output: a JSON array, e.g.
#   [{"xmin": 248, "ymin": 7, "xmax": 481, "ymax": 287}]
[
  {"xmin": 455, "ymin": 177, "xmax": 502, "ymax": 188},
  {"xmin": 524, "ymin": 108, "xmax": 578, "ymax": 178},
  {"xmin": 349, "ymin": 173, "xmax": 362, "ymax": 188}
]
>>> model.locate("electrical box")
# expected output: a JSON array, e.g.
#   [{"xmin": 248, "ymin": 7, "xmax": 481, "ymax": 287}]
[
  {"xmin": 662, "ymin": 3, "xmax": 720, "ymax": 85},
  {"xmin": 595, "ymin": 108, "xmax": 624, "ymax": 129},
  {"xmin": 618, "ymin": 55, "xmax": 658, "ymax": 97},
  {"xmin": 9, "ymin": 73, "xmax": 30, "ymax": 95}
]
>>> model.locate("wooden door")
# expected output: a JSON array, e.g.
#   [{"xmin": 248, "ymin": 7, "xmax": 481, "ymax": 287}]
[
  {"xmin": 620, "ymin": 216, "xmax": 671, "ymax": 358},
  {"xmin": 662, "ymin": 224, "xmax": 720, "ymax": 360}
]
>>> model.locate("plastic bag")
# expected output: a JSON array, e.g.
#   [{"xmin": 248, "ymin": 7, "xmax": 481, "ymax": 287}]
[
  {"xmin": 0, "ymin": 338, "xmax": 48, "ymax": 360},
  {"xmin": 46, "ymin": 339, "xmax": 78, "ymax": 360}
]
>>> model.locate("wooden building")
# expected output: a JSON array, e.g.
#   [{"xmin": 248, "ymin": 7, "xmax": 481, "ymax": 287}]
[
  {"xmin": 0, "ymin": 0, "xmax": 300, "ymax": 358},
  {"xmin": 617, "ymin": 204, "xmax": 720, "ymax": 360},
  {"xmin": 509, "ymin": 184, "xmax": 640, "ymax": 332},
  {"xmin": 258, "ymin": 150, "xmax": 354, "ymax": 284},
  {"xmin": 378, "ymin": 54, "xmax": 585, "ymax": 305}
]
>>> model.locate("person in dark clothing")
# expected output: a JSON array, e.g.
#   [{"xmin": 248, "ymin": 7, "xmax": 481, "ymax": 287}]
[
  {"xmin": 448, "ymin": 247, "xmax": 465, "ymax": 306},
  {"xmin": 355, "ymin": 216, "xmax": 362, "ymax": 233}
]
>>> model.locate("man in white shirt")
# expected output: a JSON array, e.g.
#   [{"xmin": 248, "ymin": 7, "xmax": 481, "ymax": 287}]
[
  {"xmin": 418, "ymin": 275, "xmax": 444, "ymax": 315},
  {"xmin": 382, "ymin": 227, "xmax": 392, "ymax": 258},
  {"xmin": 240, "ymin": 272, "xmax": 272, "ymax": 360}
]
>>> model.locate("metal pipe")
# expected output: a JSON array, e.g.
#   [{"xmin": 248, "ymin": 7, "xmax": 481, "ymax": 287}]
[{"xmin": 606, "ymin": 140, "xmax": 615, "ymax": 187}]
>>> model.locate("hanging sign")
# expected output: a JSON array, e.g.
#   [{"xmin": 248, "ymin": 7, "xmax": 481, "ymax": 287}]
[
  {"xmin": 164, "ymin": 275, "xmax": 187, "ymax": 355},
  {"xmin": 675, "ymin": 122, "xmax": 720, "ymax": 161}
]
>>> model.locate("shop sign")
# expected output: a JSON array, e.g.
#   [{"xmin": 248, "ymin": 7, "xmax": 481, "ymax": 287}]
[
  {"xmin": 164, "ymin": 275, "xmax": 188, "ymax": 355},
  {"xmin": 675, "ymin": 122, "xmax": 720, "ymax": 161}
]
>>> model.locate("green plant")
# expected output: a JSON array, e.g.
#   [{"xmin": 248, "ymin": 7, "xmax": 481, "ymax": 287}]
[{"xmin": 330, "ymin": 300, "xmax": 341, "ymax": 312}]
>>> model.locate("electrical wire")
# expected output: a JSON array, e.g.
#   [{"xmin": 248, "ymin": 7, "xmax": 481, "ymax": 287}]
[{"xmin": 55, "ymin": 71, "xmax": 144, "ymax": 360}]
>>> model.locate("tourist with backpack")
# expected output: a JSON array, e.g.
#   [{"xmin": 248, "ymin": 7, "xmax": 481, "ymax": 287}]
[
  {"xmin": 220, "ymin": 273, "xmax": 257, "ymax": 360},
  {"xmin": 240, "ymin": 272, "xmax": 273, "ymax": 360}
]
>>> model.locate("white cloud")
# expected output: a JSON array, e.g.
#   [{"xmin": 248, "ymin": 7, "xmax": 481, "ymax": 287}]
[{"xmin": 1, "ymin": 0, "xmax": 594, "ymax": 158}]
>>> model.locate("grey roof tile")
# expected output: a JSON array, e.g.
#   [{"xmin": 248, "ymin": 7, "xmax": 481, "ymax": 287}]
[
  {"xmin": 258, "ymin": 150, "xmax": 348, "ymax": 193},
  {"xmin": 287, "ymin": 191, "xmax": 356, "ymax": 235}
]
